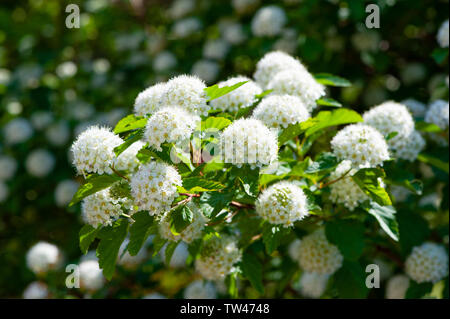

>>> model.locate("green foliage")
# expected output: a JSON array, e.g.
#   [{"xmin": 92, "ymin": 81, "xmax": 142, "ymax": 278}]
[
  {"xmin": 128, "ymin": 211, "xmax": 156, "ymax": 256},
  {"xmin": 69, "ymin": 175, "xmax": 122, "ymax": 207},
  {"xmin": 314, "ymin": 73, "xmax": 352, "ymax": 87},
  {"xmin": 405, "ymin": 281, "xmax": 433, "ymax": 299},
  {"xmin": 241, "ymin": 252, "xmax": 264, "ymax": 294},
  {"xmin": 333, "ymin": 261, "xmax": 369, "ymax": 299},
  {"xmin": 113, "ymin": 115, "xmax": 148, "ymax": 134},
  {"xmin": 79, "ymin": 225, "xmax": 100, "ymax": 255},
  {"xmin": 352, "ymin": 168, "xmax": 392, "ymax": 206},
  {"xmin": 363, "ymin": 202, "xmax": 399, "ymax": 242},
  {"xmin": 325, "ymin": 220, "xmax": 365, "ymax": 260},
  {"xmin": 205, "ymin": 81, "xmax": 248, "ymax": 102}
]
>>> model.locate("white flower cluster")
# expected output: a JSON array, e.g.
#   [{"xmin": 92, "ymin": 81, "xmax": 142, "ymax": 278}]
[
  {"xmin": 168, "ymin": 0, "xmax": 195, "ymax": 19},
  {"xmin": 71, "ymin": 126, "xmax": 123, "ymax": 176},
  {"xmin": 385, "ymin": 274, "xmax": 410, "ymax": 299},
  {"xmin": 45, "ymin": 121, "xmax": 70, "ymax": 147},
  {"xmin": 26, "ymin": 242, "xmax": 62, "ymax": 275},
  {"xmin": 203, "ymin": 39, "xmax": 230, "ymax": 61},
  {"xmin": 295, "ymin": 272, "xmax": 330, "ymax": 298},
  {"xmin": 79, "ymin": 259, "xmax": 104, "ymax": 291},
  {"xmin": 133, "ymin": 83, "xmax": 166, "ymax": 117},
  {"xmin": 23, "ymin": 282, "xmax": 49, "ymax": 299},
  {"xmin": 82, "ymin": 188, "xmax": 126, "ymax": 228},
  {"xmin": 153, "ymin": 51, "xmax": 177, "ymax": 72},
  {"xmin": 251, "ymin": 6, "xmax": 287, "ymax": 37},
  {"xmin": 113, "ymin": 141, "xmax": 145, "ymax": 172},
  {"xmin": 25, "ymin": 149, "xmax": 55, "ymax": 178},
  {"xmin": 405, "ymin": 242, "xmax": 449, "ymax": 283},
  {"xmin": 331, "ymin": 124, "xmax": 390, "ymax": 168},
  {"xmin": 191, "ymin": 60, "xmax": 220, "ymax": 83},
  {"xmin": 54, "ymin": 179, "xmax": 79, "ymax": 207},
  {"xmin": 143, "ymin": 106, "xmax": 199, "ymax": 151},
  {"xmin": 252, "ymin": 95, "xmax": 310, "ymax": 129},
  {"xmin": 183, "ymin": 280, "xmax": 217, "ymax": 299},
  {"xmin": 255, "ymin": 181, "xmax": 309, "ymax": 227},
  {"xmin": 172, "ymin": 17, "xmax": 202, "ymax": 38},
  {"xmin": 0, "ymin": 155, "xmax": 17, "ymax": 181},
  {"xmin": 3, "ymin": 117, "xmax": 33, "ymax": 145},
  {"xmin": 329, "ymin": 160, "xmax": 369, "ymax": 210},
  {"xmin": 425, "ymin": 100, "xmax": 449, "ymax": 131},
  {"xmin": 295, "ymin": 228, "xmax": 343, "ymax": 275},
  {"xmin": 363, "ymin": 101, "xmax": 424, "ymax": 161},
  {"xmin": 220, "ymin": 118, "xmax": 278, "ymax": 169},
  {"xmin": 117, "ymin": 238, "xmax": 148, "ymax": 269},
  {"xmin": 220, "ymin": 22, "xmax": 246, "ymax": 45},
  {"xmin": 195, "ymin": 235, "xmax": 242, "ymax": 280},
  {"xmin": 437, "ymin": 19, "xmax": 449, "ymax": 48},
  {"xmin": 210, "ymin": 76, "xmax": 262, "ymax": 112},
  {"xmin": 130, "ymin": 161, "xmax": 182, "ymax": 215},
  {"xmin": 159, "ymin": 203, "xmax": 208, "ymax": 243},
  {"xmin": 402, "ymin": 99, "xmax": 427, "ymax": 118},
  {"xmin": 288, "ymin": 239, "xmax": 302, "ymax": 261}
]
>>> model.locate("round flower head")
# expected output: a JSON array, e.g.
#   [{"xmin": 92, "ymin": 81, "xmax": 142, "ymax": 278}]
[
  {"xmin": 71, "ymin": 126, "xmax": 124, "ymax": 176},
  {"xmin": 54, "ymin": 179, "xmax": 79, "ymax": 207},
  {"xmin": 251, "ymin": 6, "xmax": 287, "ymax": 37},
  {"xmin": 112, "ymin": 141, "xmax": 145, "ymax": 172},
  {"xmin": 425, "ymin": 100, "xmax": 449, "ymax": 131},
  {"xmin": 288, "ymin": 239, "xmax": 302, "ymax": 261},
  {"xmin": 402, "ymin": 99, "xmax": 427, "ymax": 118},
  {"xmin": 134, "ymin": 83, "xmax": 167, "ymax": 117},
  {"xmin": 82, "ymin": 188, "xmax": 127, "ymax": 228},
  {"xmin": 210, "ymin": 76, "xmax": 262, "ymax": 112},
  {"xmin": 117, "ymin": 238, "xmax": 148, "ymax": 269},
  {"xmin": 130, "ymin": 161, "xmax": 182, "ymax": 215},
  {"xmin": 79, "ymin": 260, "xmax": 104, "ymax": 292},
  {"xmin": 159, "ymin": 203, "xmax": 208, "ymax": 243},
  {"xmin": 295, "ymin": 272, "xmax": 330, "ymax": 298},
  {"xmin": 26, "ymin": 242, "xmax": 62, "ymax": 275},
  {"xmin": 25, "ymin": 149, "xmax": 55, "ymax": 178},
  {"xmin": 184, "ymin": 280, "xmax": 217, "ymax": 299},
  {"xmin": 437, "ymin": 19, "xmax": 449, "ymax": 48},
  {"xmin": 3, "ymin": 117, "xmax": 33, "ymax": 145},
  {"xmin": 221, "ymin": 22, "xmax": 246, "ymax": 45},
  {"xmin": 162, "ymin": 75, "xmax": 209, "ymax": 116},
  {"xmin": 405, "ymin": 242, "xmax": 449, "ymax": 283},
  {"xmin": 255, "ymin": 181, "xmax": 309, "ymax": 227},
  {"xmin": 267, "ymin": 69, "xmax": 326, "ymax": 112},
  {"xmin": 195, "ymin": 235, "xmax": 242, "ymax": 280},
  {"xmin": 30, "ymin": 111, "xmax": 53, "ymax": 130},
  {"xmin": 172, "ymin": 17, "xmax": 202, "ymax": 38},
  {"xmin": 252, "ymin": 95, "xmax": 310, "ymax": 129},
  {"xmin": 153, "ymin": 51, "xmax": 177, "ymax": 72},
  {"xmin": 253, "ymin": 51, "xmax": 305, "ymax": 89},
  {"xmin": 143, "ymin": 106, "xmax": 199, "ymax": 152},
  {"xmin": 220, "ymin": 118, "xmax": 278, "ymax": 169},
  {"xmin": 168, "ymin": 0, "xmax": 195, "ymax": 19},
  {"xmin": 394, "ymin": 130, "xmax": 426, "ymax": 162},
  {"xmin": 23, "ymin": 282, "xmax": 49, "ymax": 299},
  {"xmin": 296, "ymin": 228, "xmax": 343, "ymax": 275},
  {"xmin": 203, "ymin": 39, "xmax": 230, "ymax": 61},
  {"xmin": 331, "ymin": 124, "xmax": 390, "ymax": 168},
  {"xmin": 385, "ymin": 274, "xmax": 410, "ymax": 299},
  {"xmin": 191, "ymin": 60, "xmax": 220, "ymax": 84},
  {"xmin": 0, "ymin": 155, "xmax": 17, "ymax": 181}
]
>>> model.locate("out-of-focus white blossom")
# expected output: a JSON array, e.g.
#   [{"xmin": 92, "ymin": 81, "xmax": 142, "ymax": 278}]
[
  {"xmin": 184, "ymin": 280, "xmax": 217, "ymax": 299},
  {"xmin": 3, "ymin": 117, "xmax": 33, "ymax": 145},
  {"xmin": 26, "ymin": 242, "xmax": 62, "ymax": 275},
  {"xmin": 79, "ymin": 259, "xmax": 104, "ymax": 291},
  {"xmin": 172, "ymin": 18, "xmax": 202, "ymax": 38},
  {"xmin": 168, "ymin": 0, "xmax": 195, "ymax": 19},
  {"xmin": 405, "ymin": 242, "xmax": 449, "ymax": 283},
  {"xmin": 220, "ymin": 22, "xmax": 246, "ymax": 45},
  {"xmin": 153, "ymin": 51, "xmax": 177, "ymax": 72},
  {"xmin": 425, "ymin": 100, "xmax": 449, "ymax": 130},
  {"xmin": 385, "ymin": 275, "xmax": 410, "ymax": 299},
  {"xmin": 294, "ymin": 272, "xmax": 330, "ymax": 298},
  {"xmin": 402, "ymin": 99, "xmax": 427, "ymax": 118},
  {"xmin": 25, "ymin": 149, "xmax": 55, "ymax": 178},
  {"xmin": 251, "ymin": 6, "xmax": 287, "ymax": 37},
  {"xmin": 437, "ymin": 20, "xmax": 449, "ymax": 48},
  {"xmin": 54, "ymin": 179, "xmax": 79, "ymax": 207},
  {"xmin": 191, "ymin": 60, "xmax": 220, "ymax": 84},
  {"xmin": 45, "ymin": 121, "xmax": 70, "ymax": 146},
  {"xmin": 0, "ymin": 155, "xmax": 17, "ymax": 181},
  {"xmin": 30, "ymin": 111, "xmax": 54, "ymax": 130},
  {"xmin": 203, "ymin": 39, "xmax": 230, "ymax": 60},
  {"xmin": 56, "ymin": 61, "xmax": 77, "ymax": 78},
  {"xmin": 23, "ymin": 282, "xmax": 49, "ymax": 299}
]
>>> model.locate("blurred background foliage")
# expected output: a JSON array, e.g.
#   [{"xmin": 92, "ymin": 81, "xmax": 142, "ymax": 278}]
[{"xmin": 0, "ymin": 0, "xmax": 448, "ymax": 298}]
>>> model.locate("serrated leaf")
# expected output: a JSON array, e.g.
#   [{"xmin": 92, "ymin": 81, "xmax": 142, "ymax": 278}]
[
  {"xmin": 278, "ymin": 118, "xmax": 317, "ymax": 146},
  {"xmin": 113, "ymin": 114, "xmax": 147, "ymax": 134},
  {"xmin": 114, "ymin": 129, "xmax": 144, "ymax": 156},
  {"xmin": 316, "ymin": 98, "xmax": 342, "ymax": 107},
  {"xmin": 69, "ymin": 174, "xmax": 121, "ymax": 207},
  {"xmin": 205, "ymin": 81, "xmax": 248, "ymax": 102},
  {"xmin": 128, "ymin": 211, "xmax": 156, "ymax": 256},
  {"xmin": 181, "ymin": 177, "xmax": 225, "ymax": 193},
  {"xmin": 364, "ymin": 202, "xmax": 399, "ymax": 241},
  {"xmin": 241, "ymin": 252, "xmax": 264, "ymax": 294},
  {"xmin": 79, "ymin": 224, "xmax": 100, "ymax": 255},
  {"xmin": 314, "ymin": 73, "xmax": 351, "ymax": 87},
  {"xmin": 352, "ymin": 168, "xmax": 392, "ymax": 206},
  {"xmin": 304, "ymin": 108, "xmax": 363, "ymax": 137},
  {"xmin": 169, "ymin": 204, "xmax": 194, "ymax": 234},
  {"xmin": 325, "ymin": 220, "xmax": 365, "ymax": 260},
  {"xmin": 96, "ymin": 219, "xmax": 129, "ymax": 280}
]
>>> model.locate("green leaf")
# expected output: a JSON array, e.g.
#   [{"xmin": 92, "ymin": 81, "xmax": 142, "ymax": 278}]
[
  {"xmin": 333, "ymin": 261, "xmax": 369, "ymax": 298},
  {"xmin": 304, "ymin": 152, "xmax": 338, "ymax": 174},
  {"xmin": 278, "ymin": 118, "xmax": 317, "ymax": 146},
  {"xmin": 128, "ymin": 211, "xmax": 156, "ymax": 256},
  {"xmin": 431, "ymin": 48, "xmax": 449, "ymax": 64},
  {"xmin": 314, "ymin": 73, "xmax": 351, "ymax": 87},
  {"xmin": 262, "ymin": 223, "xmax": 290, "ymax": 254},
  {"xmin": 96, "ymin": 219, "xmax": 129, "ymax": 280},
  {"xmin": 385, "ymin": 131, "xmax": 398, "ymax": 141},
  {"xmin": 79, "ymin": 224, "xmax": 100, "ymax": 255},
  {"xmin": 69, "ymin": 174, "xmax": 121, "ymax": 207},
  {"xmin": 114, "ymin": 129, "xmax": 144, "ymax": 156},
  {"xmin": 169, "ymin": 204, "xmax": 194, "ymax": 234},
  {"xmin": 113, "ymin": 114, "xmax": 147, "ymax": 134},
  {"xmin": 415, "ymin": 121, "xmax": 442, "ymax": 133},
  {"xmin": 205, "ymin": 81, "xmax": 248, "ymax": 102},
  {"xmin": 363, "ymin": 202, "xmax": 399, "ymax": 242},
  {"xmin": 241, "ymin": 252, "xmax": 264, "ymax": 294},
  {"xmin": 199, "ymin": 191, "xmax": 234, "ymax": 218},
  {"xmin": 198, "ymin": 117, "xmax": 232, "ymax": 131},
  {"xmin": 325, "ymin": 220, "xmax": 365, "ymax": 260},
  {"xmin": 151, "ymin": 235, "xmax": 168, "ymax": 256},
  {"xmin": 235, "ymin": 165, "xmax": 260, "ymax": 198},
  {"xmin": 181, "ymin": 177, "xmax": 225, "ymax": 193},
  {"xmin": 316, "ymin": 98, "xmax": 342, "ymax": 107},
  {"xmin": 225, "ymin": 272, "xmax": 239, "ymax": 298},
  {"xmin": 397, "ymin": 210, "xmax": 430, "ymax": 256},
  {"xmin": 417, "ymin": 153, "xmax": 449, "ymax": 174},
  {"xmin": 164, "ymin": 241, "xmax": 179, "ymax": 265},
  {"xmin": 304, "ymin": 108, "xmax": 363, "ymax": 137},
  {"xmin": 352, "ymin": 168, "xmax": 392, "ymax": 206},
  {"xmin": 406, "ymin": 281, "xmax": 433, "ymax": 299}
]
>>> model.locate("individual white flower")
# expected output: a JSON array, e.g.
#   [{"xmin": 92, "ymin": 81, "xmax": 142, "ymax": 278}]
[
  {"xmin": 172, "ymin": 17, "xmax": 202, "ymax": 38},
  {"xmin": 394, "ymin": 130, "xmax": 426, "ymax": 162},
  {"xmin": 405, "ymin": 242, "xmax": 449, "ymax": 283},
  {"xmin": 161, "ymin": 241, "xmax": 190, "ymax": 268},
  {"xmin": 23, "ymin": 282, "xmax": 49, "ymax": 299},
  {"xmin": 385, "ymin": 275, "xmax": 410, "ymax": 299},
  {"xmin": 82, "ymin": 189, "xmax": 126, "ymax": 228},
  {"xmin": 117, "ymin": 238, "xmax": 148, "ymax": 269},
  {"xmin": 296, "ymin": 228, "xmax": 343, "ymax": 275},
  {"xmin": 402, "ymin": 99, "xmax": 427, "ymax": 118},
  {"xmin": 210, "ymin": 76, "xmax": 262, "ymax": 112},
  {"xmin": 3, "ymin": 117, "xmax": 33, "ymax": 145},
  {"xmin": 329, "ymin": 160, "xmax": 370, "ymax": 210},
  {"xmin": 54, "ymin": 179, "xmax": 79, "ymax": 207},
  {"xmin": 134, "ymin": 83, "xmax": 167, "ymax": 117},
  {"xmin": 219, "ymin": 118, "xmax": 278, "ymax": 169},
  {"xmin": 191, "ymin": 60, "xmax": 220, "ymax": 84},
  {"xmin": 113, "ymin": 141, "xmax": 145, "ymax": 172},
  {"xmin": 331, "ymin": 124, "xmax": 390, "ymax": 168},
  {"xmin": 0, "ymin": 155, "xmax": 17, "ymax": 181},
  {"xmin": 251, "ymin": 6, "xmax": 287, "ymax": 37},
  {"xmin": 253, "ymin": 51, "xmax": 306, "ymax": 89},
  {"xmin": 253, "ymin": 95, "xmax": 310, "ymax": 129},
  {"xmin": 232, "ymin": 0, "xmax": 260, "ymax": 14},
  {"xmin": 143, "ymin": 106, "xmax": 199, "ymax": 152},
  {"xmin": 159, "ymin": 203, "xmax": 208, "ymax": 243},
  {"xmin": 79, "ymin": 260, "xmax": 104, "ymax": 291},
  {"xmin": 130, "ymin": 161, "xmax": 182, "ymax": 215},
  {"xmin": 25, "ymin": 149, "xmax": 55, "ymax": 178},
  {"xmin": 71, "ymin": 126, "xmax": 124, "ymax": 176},
  {"xmin": 294, "ymin": 272, "xmax": 330, "ymax": 298},
  {"xmin": 288, "ymin": 239, "xmax": 302, "ymax": 261},
  {"xmin": 30, "ymin": 111, "xmax": 54, "ymax": 130},
  {"xmin": 45, "ymin": 121, "xmax": 70, "ymax": 146},
  {"xmin": 195, "ymin": 235, "xmax": 242, "ymax": 280},
  {"xmin": 268, "ymin": 69, "xmax": 326, "ymax": 112},
  {"xmin": 437, "ymin": 20, "xmax": 449, "ymax": 48},
  {"xmin": 0, "ymin": 181, "xmax": 8, "ymax": 203},
  {"xmin": 168, "ymin": 0, "xmax": 195, "ymax": 19},
  {"xmin": 221, "ymin": 22, "xmax": 246, "ymax": 45},
  {"xmin": 184, "ymin": 280, "xmax": 217, "ymax": 299},
  {"xmin": 425, "ymin": 100, "xmax": 449, "ymax": 130},
  {"xmin": 153, "ymin": 51, "xmax": 177, "ymax": 72},
  {"xmin": 255, "ymin": 181, "xmax": 308, "ymax": 227},
  {"xmin": 142, "ymin": 292, "xmax": 167, "ymax": 299},
  {"xmin": 26, "ymin": 242, "xmax": 62, "ymax": 275},
  {"xmin": 162, "ymin": 75, "xmax": 209, "ymax": 116}
]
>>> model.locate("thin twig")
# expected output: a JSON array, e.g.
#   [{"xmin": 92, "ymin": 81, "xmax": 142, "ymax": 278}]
[
  {"xmin": 318, "ymin": 169, "xmax": 351, "ymax": 189},
  {"xmin": 111, "ymin": 165, "xmax": 130, "ymax": 182}
]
